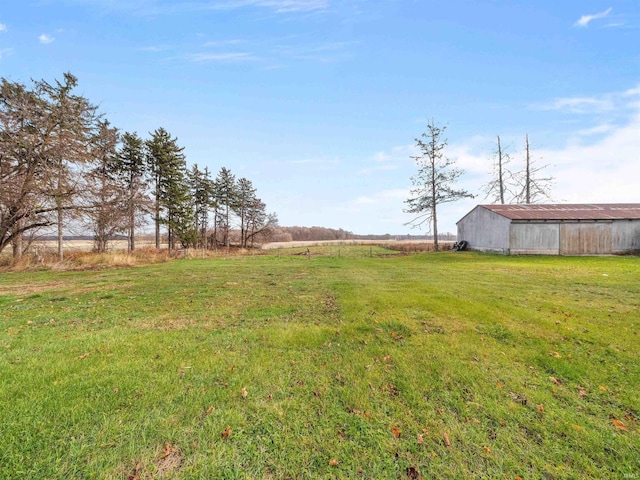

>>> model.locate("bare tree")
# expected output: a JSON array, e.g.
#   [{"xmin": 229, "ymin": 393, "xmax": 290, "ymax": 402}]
[
  {"xmin": 84, "ymin": 120, "xmax": 127, "ymax": 252},
  {"xmin": 514, "ymin": 134, "xmax": 554, "ymax": 203},
  {"xmin": 404, "ymin": 119, "xmax": 474, "ymax": 251},
  {"xmin": 39, "ymin": 73, "xmax": 99, "ymax": 260},
  {"xmin": 245, "ymin": 198, "xmax": 278, "ymax": 247},
  {"xmin": 0, "ymin": 73, "xmax": 99, "ymax": 259},
  {"xmin": 482, "ymin": 135, "xmax": 515, "ymax": 204}
]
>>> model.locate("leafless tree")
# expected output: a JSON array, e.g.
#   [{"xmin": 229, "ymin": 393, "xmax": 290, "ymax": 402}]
[
  {"xmin": 1, "ymin": 73, "xmax": 98, "ymax": 259},
  {"xmin": 514, "ymin": 134, "xmax": 554, "ymax": 204},
  {"xmin": 482, "ymin": 135, "xmax": 516, "ymax": 204},
  {"xmin": 404, "ymin": 119, "xmax": 474, "ymax": 251},
  {"xmin": 83, "ymin": 121, "xmax": 128, "ymax": 252}
]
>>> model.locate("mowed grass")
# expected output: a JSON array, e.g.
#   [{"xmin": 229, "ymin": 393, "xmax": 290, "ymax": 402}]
[{"xmin": 0, "ymin": 249, "xmax": 638, "ymax": 479}]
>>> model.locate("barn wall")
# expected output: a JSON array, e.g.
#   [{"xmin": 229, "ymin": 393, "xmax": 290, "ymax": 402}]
[
  {"xmin": 457, "ymin": 206, "xmax": 510, "ymax": 253},
  {"xmin": 560, "ymin": 222, "xmax": 612, "ymax": 255},
  {"xmin": 612, "ymin": 220, "xmax": 640, "ymax": 253},
  {"xmin": 509, "ymin": 223, "xmax": 559, "ymax": 254}
]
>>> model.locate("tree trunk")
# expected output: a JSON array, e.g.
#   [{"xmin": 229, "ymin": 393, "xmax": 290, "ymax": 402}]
[
  {"xmin": 497, "ymin": 135, "xmax": 505, "ymax": 204},
  {"xmin": 525, "ymin": 134, "xmax": 531, "ymax": 204},
  {"xmin": 432, "ymin": 203, "xmax": 438, "ymax": 252},
  {"xmin": 155, "ymin": 197, "xmax": 160, "ymax": 249},
  {"xmin": 129, "ymin": 205, "xmax": 135, "ymax": 252},
  {"xmin": 11, "ymin": 219, "xmax": 24, "ymax": 260},
  {"xmin": 57, "ymin": 199, "xmax": 64, "ymax": 261}
]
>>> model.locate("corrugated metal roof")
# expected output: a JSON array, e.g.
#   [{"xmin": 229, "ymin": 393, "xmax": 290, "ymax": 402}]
[{"xmin": 481, "ymin": 203, "xmax": 640, "ymax": 220}]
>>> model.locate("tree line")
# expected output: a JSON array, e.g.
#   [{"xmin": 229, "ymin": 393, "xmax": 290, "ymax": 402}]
[{"xmin": 0, "ymin": 73, "xmax": 277, "ymax": 259}]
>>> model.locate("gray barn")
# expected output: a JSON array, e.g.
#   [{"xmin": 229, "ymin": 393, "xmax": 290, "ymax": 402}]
[{"xmin": 456, "ymin": 204, "xmax": 640, "ymax": 255}]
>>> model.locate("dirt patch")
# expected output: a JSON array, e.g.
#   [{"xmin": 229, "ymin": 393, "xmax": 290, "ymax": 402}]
[
  {"xmin": 0, "ymin": 282, "xmax": 64, "ymax": 296},
  {"xmin": 155, "ymin": 443, "xmax": 183, "ymax": 477}
]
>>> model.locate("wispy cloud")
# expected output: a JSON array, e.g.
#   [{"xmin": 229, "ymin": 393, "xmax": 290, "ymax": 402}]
[
  {"xmin": 66, "ymin": 0, "xmax": 330, "ymax": 16},
  {"xmin": 0, "ymin": 48, "xmax": 12, "ymax": 59},
  {"xmin": 209, "ymin": 0, "xmax": 329, "ymax": 13},
  {"xmin": 138, "ymin": 45, "xmax": 172, "ymax": 52},
  {"xmin": 187, "ymin": 51, "xmax": 256, "ymax": 62},
  {"xmin": 203, "ymin": 39, "xmax": 248, "ymax": 47},
  {"xmin": 39, "ymin": 33, "xmax": 55, "ymax": 44},
  {"xmin": 0, "ymin": 23, "xmax": 7, "ymax": 32},
  {"xmin": 574, "ymin": 7, "xmax": 612, "ymax": 27},
  {"xmin": 535, "ymin": 86, "xmax": 640, "ymax": 115}
]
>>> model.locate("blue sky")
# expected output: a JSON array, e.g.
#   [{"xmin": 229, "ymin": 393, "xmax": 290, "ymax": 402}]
[{"xmin": 1, "ymin": 0, "xmax": 638, "ymax": 234}]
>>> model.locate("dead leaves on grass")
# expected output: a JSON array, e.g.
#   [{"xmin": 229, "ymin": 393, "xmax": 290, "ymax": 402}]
[
  {"xmin": 611, "ymin": 418, "xmax": 627, "ymax": 431},
  {"xmin": 127, "ymin": 443, "xmax": 183, "ymax": 480}
]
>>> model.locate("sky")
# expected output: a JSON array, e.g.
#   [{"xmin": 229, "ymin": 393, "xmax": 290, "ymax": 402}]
[{"xmin": 1, "ymin": 0, "xmax": 639, "ymax": 235}]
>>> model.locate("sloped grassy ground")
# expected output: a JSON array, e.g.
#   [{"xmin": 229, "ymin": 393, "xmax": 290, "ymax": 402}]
[{"xmin": 0, "ymin": 250, "xmax": 638, "ymax": 479}]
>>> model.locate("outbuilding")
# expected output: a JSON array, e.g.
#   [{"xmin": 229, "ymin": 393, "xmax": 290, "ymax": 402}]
[{"xmin": 456, "ymin": 204, "xmax": 640, "ymax": 255}]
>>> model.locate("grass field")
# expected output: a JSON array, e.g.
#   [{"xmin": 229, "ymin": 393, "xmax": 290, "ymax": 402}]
[{"xmin": 0, "ymin": 248, "xmax": 638, "ymax": 479}]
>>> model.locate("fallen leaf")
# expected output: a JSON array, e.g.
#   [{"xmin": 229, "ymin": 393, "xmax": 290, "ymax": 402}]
[
  {"xmin": 113, "ymin": 387, "xmax": 119, "ymax": 394},
  {"xmin": 392, "ymin": 426, "xmax": 401, "ymax": 438},
  {"xmin": 205, "ymin": 406, "xmax": 214, "ymax": 416},
  {"xmin": 228, "ymin": 365, "xmax": 235, "ymax": 372},
  {"xmin": 612, "ymin": 419, "xmax": 627, "ymax": 431},
  {"xmin": 221, "ymin": 426, "xmax": 231, "ymax": 439},
  {"xmin": 496, "ymin": 381, "xmax": 502, "ymax": 388},
  {"xmin": 549, "ymin": 376, "xmax": 562, "ymax": 386},
  {"xmin": 161, "ymin": 442, "xmax": 175, "ymax": 459},
  {"xmin": 100, "ymin": 441, "xmax": 116, "ymax": 448},
  {"xmin": 567, "ymin": 354, "xmax": 572, "ymax": 359},
  {"xmin": 241, "ymin": 387, "xmax": 248, "ymax": 398},
  {"xmin": 329, "ymin": 458, "xmax": 339, "ymax": 467},
  {"xmin": 443, "ymin": 433, "xmax": 451, "ymax": 447},
  {"xmin": 536, "ymin": 404, "xmax": 544, "ymax": 413},
  {"xmin": 578, "ymin": 388, "xmax": 587, "ymax": 398},
  {"xmin": 599, "ymin": 385, "xmax": 607, "ymax": 392},
  {"xmin": 483, "ymin": 446, "xmax": 492, "ymax": 454},
  {"xmin": 416, "ymin": 433, "xmax": 424, "ymax": 444},
  {"xmin": 516, "ymin": 477, "xmax": 523, "ymax": 480},
  {"xmin": 572, "ymin": 424, "xmax": 582, "ymax": 431},
  {"xmin": 78, "ymin": 353, "xmax": 90, "ymax": 360},
  {"xmin": 127, "ymin": 462, "xmax": 142, "ymax": 480}
]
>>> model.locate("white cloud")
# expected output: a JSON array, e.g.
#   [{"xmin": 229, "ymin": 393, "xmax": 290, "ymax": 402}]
[
  {"xmin": 536, "ymin": 86, "xmax": 639, "ymax": 115},
  {"xmin": 213, "ymin": 0, "xmax": 329, "ymax": 13},
  {"xmin": 0, "ymin": 48, "xmax": 12, "ymax": 59},
  {"xmin": 0, "ymin": 24, "xmax": 7, "ymax": 32},
  {"xmin": 574, "ymin": 7, "xmax": 612, "ymax": 27},
  {"xmin": 186, "ymin": 52, "xmax": 255, "ymax": 62},
  {"xmin": 39, "ymin": 33, "xmax": 55, "ymax": 44},
  {"xmin": 68, "ymin": 0, "xmax": 329, "ymax": 16},
  {"xmin": 138, "ymin": 45, "xmax": 171, "ymax": 52},
  {"xmin": 541, "ymin": 112, "xmax": 640, "ymax": 203}
]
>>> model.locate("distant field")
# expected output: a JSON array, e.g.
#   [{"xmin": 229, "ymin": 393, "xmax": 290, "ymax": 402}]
[
  {"xmin": 27, "ymin": 239, "xmax": 160, "ymax": 253},
  {"xmin": 0, "ymin": 249, "xmax": 638, "ymax": 479},
  {"xmin": 18, "ymin": 238, "xmax": 452, "ymax": 253}
]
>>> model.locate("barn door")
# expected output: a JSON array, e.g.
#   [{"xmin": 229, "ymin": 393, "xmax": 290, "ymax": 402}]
[{"xmin": 560, "ymin": 223, "xmax": 612, "ymax": 255}]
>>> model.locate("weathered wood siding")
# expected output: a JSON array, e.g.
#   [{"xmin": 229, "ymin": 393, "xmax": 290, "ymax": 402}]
[
  {"xmin": 457, "ymin": 206, "xmax": 510, "ymax": 253},
  {"xmin": 509, "ymin": 223, "xmax": 559, "ymax": 254},
  {"xmin": 612, "ymin": 220, "xmax": 640, "ymax": 253},
  {"xmin": 560, "ymin": 223, "xmax": 612, "ymax": 255}
]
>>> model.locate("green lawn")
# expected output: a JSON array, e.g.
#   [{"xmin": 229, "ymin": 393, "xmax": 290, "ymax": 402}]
[{"xmin": 0, "ymin": 249, "xmax": 638, "ymax": 479}]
